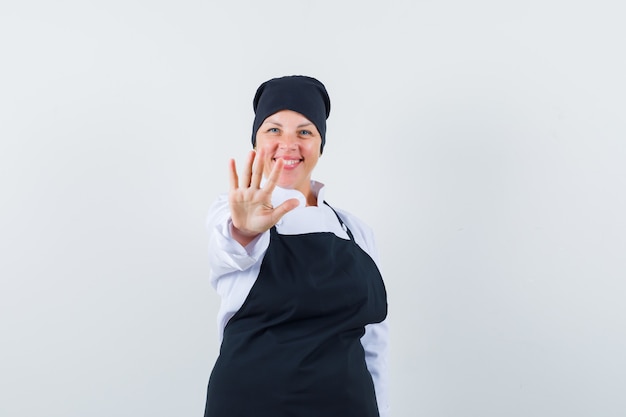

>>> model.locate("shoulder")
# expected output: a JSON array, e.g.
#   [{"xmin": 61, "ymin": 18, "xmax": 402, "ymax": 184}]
[
  {"xmin": 331, "ymin": 205, "xmax": 379, "ymax": 262},
  {"xmin": 314, "ymin": 181, "xmax": 375, "ymax": 239},
  {"xmin": 333, "ymin": 206, "xmax": 373, "ymax": 234}
]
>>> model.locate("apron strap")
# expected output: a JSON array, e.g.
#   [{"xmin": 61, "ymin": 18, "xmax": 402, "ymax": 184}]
[{"xmin": 323, "ymin": 201, "xmax": 355, "ymax": 241}]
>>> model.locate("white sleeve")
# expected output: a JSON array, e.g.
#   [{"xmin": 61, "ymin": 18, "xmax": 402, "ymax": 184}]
[
  {"xmin": 206, "ymin": 194, "xmax": 270, "ymax": 287},
  {"xmin": 363, "ymin": 320, "xmax": 390, "ymax": 417},
  {"xmin": 337, "ymin": 209, "xmax": 390, "ymax": 416}
]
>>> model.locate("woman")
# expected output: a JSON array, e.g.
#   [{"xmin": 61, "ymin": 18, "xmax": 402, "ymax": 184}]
[{"xmin": 204, "ymin": 75, "xmax": 389, "ymax": 417}]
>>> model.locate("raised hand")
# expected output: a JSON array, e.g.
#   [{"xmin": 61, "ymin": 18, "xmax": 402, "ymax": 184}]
[{"xmin": 228, "ymin": 149, "xmax": 299, "ymax": 246}]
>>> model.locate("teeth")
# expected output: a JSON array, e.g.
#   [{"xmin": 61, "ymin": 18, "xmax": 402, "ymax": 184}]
[{"xmin": 283, "ymin": 159, "xmax": 299, "ymax": 165}]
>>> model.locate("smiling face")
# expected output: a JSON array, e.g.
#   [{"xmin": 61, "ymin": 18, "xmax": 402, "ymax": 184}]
[{"xmin": 255, "ymin": 109, "xmax": 322, "ymax": 201}]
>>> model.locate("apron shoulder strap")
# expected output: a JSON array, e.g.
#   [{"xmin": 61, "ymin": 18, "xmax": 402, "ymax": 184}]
[{"xmin": 323, "ymin": 201, "xmax": 355, "ymax": 241}]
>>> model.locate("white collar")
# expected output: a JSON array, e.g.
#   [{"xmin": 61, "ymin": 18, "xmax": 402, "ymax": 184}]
[{"xmin": 260, "ymin": 179, "xmax": 327, "ymax": 208}]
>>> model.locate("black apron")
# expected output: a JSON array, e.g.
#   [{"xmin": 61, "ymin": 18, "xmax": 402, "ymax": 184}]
[{"xmin": 205, "ymin": 206, "xmax": 387, "ymax": 417}]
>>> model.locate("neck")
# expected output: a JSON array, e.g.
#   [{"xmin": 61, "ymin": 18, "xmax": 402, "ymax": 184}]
[
  {"xmin": 296, "ymin": 179, "xmax": 317, "ymax": 206},
  {"xmin": 306, "ymin": 193, "xmax": 318, "ymax": 207}
]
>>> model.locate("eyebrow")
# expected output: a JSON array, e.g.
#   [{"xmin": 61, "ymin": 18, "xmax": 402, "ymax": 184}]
[{"xmin": 265, "ymin": 120, "xmax": 313, "ymax": 128}]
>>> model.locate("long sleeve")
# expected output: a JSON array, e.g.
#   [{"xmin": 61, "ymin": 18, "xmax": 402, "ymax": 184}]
[
  {"xmin": 206, "ymin": 193, "xmax": 270, "ymax": 281},
  {"xmin": 205, "ymin": 194, "xmax": 271, "ymax": 338},
  {"xmin": 363, "ymin": 320, "xmax": 390, "ymax": 416},
  {"xmin": 337, "ymin": 207, "xmax": 390, "ymax": 417}
]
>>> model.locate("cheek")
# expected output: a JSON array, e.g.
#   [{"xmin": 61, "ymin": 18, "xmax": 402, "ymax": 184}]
[
  {"xmin": 305, "ymin": 143, "xmax": 322, "ymax": 159},
  {"xmin": 256, "ymin": 140, "xmax": 278, "ymax": 153}
]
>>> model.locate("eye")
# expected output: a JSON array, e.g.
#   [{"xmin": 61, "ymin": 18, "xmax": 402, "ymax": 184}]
[
  {"xmin": 267, "ymin": 127, "xmax": 280, "ymax": 133},
  {"xmin": 299, "ymin": 129, "xmax": 312, "ymax": 136}
]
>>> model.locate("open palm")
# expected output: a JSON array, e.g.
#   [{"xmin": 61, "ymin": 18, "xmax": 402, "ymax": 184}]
[{"xmin": 228, "ymin": 150, "xmax": 299, "ymax": 243}]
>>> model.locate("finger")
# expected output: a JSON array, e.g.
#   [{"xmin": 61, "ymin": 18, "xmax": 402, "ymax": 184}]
[
  {"xmin": 241, "ymin": 150, "xmax": 255, "ymax": 188},
  {"xmin": 263, "ymin": 157, "xmax": 284, "ymax": 194},
  {"xmin": 272, "ymin": 198, "xmax": 300, "ymax": 222},
  {"xmin": 228, "ymin": 158, "xmax": 238, "ymax": 191},
  {"xmin": 250, "ymin": 148, "xmax": 264, "ymax": 189}
]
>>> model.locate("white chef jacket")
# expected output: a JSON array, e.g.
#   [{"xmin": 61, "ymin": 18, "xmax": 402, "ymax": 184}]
[{"xmin": 206, "ymin": 180, "xmax": 389, "ymax": 416}]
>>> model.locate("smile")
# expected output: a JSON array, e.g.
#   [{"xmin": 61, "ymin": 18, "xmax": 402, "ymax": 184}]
[{"xmin": 273, "ymin": 158, "xmax": 303, "ymax": 166}]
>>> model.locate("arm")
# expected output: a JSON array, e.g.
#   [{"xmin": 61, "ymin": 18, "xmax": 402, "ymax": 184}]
[
  {"xmin": 206, "ymin": 193, "xmax": 270, "ymax": 284},
  {"xmin": 363, "ymin": 320, "xmax": 390, "ymax": 417},
  {"xmin": 208, "ymin": 150, "xmax": 299, "ymax": 286},
  {"xmin": 338, "ymin": 209, "xmax": 390, "ymax": 416}
]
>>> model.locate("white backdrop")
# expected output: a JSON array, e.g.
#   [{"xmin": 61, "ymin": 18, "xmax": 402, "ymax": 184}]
[{"xmin": 1, "ymin": 1, "xmax": 625, "ymax": 416}]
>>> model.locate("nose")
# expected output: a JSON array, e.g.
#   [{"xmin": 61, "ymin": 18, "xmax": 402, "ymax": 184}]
[{"xmin": 278, "ymin": 133, "xmax": 297, "ymax": 150}]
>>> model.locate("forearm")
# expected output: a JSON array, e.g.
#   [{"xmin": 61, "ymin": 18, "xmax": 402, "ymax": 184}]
[
  {"xmin": 229, "ymin": 222, "xmax": 261, "ymax": 247},
  {"xmin": 362, "ymin": 319, "xmax": 390, "ymax": 417},
  {"xmin": 206, "ymin": 195, "xmax": 270, "ymax": 282}
]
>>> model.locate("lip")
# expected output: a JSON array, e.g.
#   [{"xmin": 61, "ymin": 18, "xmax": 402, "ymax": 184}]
[{"xmin": 273, "ymin": 157, "xmax": 303, "ymax": 169}]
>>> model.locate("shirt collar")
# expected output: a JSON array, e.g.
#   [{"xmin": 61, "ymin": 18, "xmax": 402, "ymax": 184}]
[{"xmin": 260, "ymin": 179, "xmax": 327, "ymax": 208}]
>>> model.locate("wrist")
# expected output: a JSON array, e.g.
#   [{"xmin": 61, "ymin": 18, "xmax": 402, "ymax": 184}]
[{"xmin": 229, "ymin": 221, "xmax": 260, "ymax": 247}]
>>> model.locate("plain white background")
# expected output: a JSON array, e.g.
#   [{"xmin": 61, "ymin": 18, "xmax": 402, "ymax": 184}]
[{"xmin": 1, "ymin": 1, "xmax": 625, "ymax": 416}]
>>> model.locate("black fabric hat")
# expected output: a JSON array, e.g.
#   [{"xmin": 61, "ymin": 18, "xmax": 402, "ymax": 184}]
[{"xmin": 251, "ymin": 75, "xmax": 331, "ymax": 152}]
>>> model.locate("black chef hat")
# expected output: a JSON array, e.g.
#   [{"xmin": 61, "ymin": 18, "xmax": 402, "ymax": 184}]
[{"xmin": 251, "ymin": 75, "xmax": 331, "ymax": 153}]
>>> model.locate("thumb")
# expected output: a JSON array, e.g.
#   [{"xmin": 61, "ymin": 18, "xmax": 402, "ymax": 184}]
[{"xmin": 272, "ymin": 198, "xmax": 300, "ymax": 222}]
